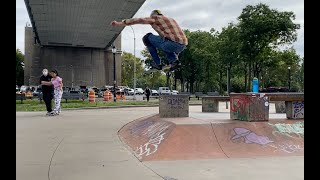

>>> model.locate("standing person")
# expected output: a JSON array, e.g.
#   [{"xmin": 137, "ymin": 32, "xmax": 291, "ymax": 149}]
[
  {"xmin": 39, "ymin": 69, "xmax": 54, "ymax": 116},
  {"xmin": 41, "ymin": 70, "xmax": 63, "ymax": 116},
  {"xmin": 111, "ymin": 9, "xmax": 188, "ymax": 73},
  {"xmin": 145, "ymin": 87, "xmax": 151, "ymax": 102}
]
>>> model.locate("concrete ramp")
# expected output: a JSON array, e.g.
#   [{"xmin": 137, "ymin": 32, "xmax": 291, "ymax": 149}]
[
  {"xmin": 212, "ymin": 121, "xmax": 304, "ymax": 158},
  {"xmin": 118, "ymin": 115, "xmax": 304, "ymax": 161}
]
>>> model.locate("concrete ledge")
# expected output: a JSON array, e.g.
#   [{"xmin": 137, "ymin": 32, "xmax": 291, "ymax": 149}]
[{"xmin": 159, "ymin": 95, "xmax": 189, "ymax": 118}]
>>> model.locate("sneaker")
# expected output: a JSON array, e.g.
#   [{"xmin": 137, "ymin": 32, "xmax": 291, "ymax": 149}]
[
  {"xmin": 144, "ymin": 63, "xmax": 162, "ymax": 74},
  {"xmin": 48, "ymin": 112, "xmax": 55, "ymax": 116},
  {"xmin": 46, "ymin": 111, "xmax": 54, "ymax": 116},
  {"xmin": 150, "ymin": 62, "xmax": 162, "ymax": 70},
  {"xmin": 163, "ymin": 60, "xmax": 181, "ymax": 72}
]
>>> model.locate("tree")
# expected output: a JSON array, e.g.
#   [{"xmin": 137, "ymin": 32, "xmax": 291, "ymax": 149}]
[
  {"xmin": 216, "ymin": 24, "xmax": 241, "ymax": 94},
  {"xmin": 238, "ymin": 3, "xmax": 300, "ymax": 91},
  {"xmin": 121, "ymin": 52, "xmax": 144, "ymax": 87},
  {"xmin": 16, "ymin": 49, "xmax": 24, "ymax": 86},
  {"xmin": 179, "ymin": 30, "xmax": 217, "ymax": 93},
  {"xmin": 262, "ymin": 48, "xmax": 301, "ymax": 90}
]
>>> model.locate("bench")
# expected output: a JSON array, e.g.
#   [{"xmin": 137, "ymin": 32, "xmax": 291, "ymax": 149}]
[
  {"xmin": 143, "ymin": 96, "xmax": 159, "ymax": 100},
  {"xmin": 39, "ymin": 92, "xmax": 86, "ymax": 103},
  {"xmin": 63, "ymin": 93, "xmax": 86, "ymax": 103},
  {"xmin": 195, "ymin": 92, "xmax": 206, "ymax": 100},
  {"xmin": 207, "ymin": 91, "xmax": 219, "ymax": 96},
  {"xmin": 265, "ymin": 92, "xmax": 304, "ymax": 119},
  {"xmin": 179, "ymin": 92, "xmax": 191, "ymax": 100},
  {"xmin": 202, "ymin": 96, "xmax": 230, "ymax": 112},
  {"xmin": 16, "ymin": 94, "xmax": 26, "ymax": 104}
]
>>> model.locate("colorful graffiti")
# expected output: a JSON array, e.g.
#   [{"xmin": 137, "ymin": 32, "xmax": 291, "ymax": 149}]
[
  {"xmin": 230, "ymin": 95, "xmax": 268, "ymax": 120},
  {"xmin": 135, "ymin": 121, "xmax": 172, "ymax": 158},
  {"xmin": 293, "ymin": 101, "xmax": 304, "ymax": 119},
  {"xmin": 230, "ymin": 96, "xmax": 252, "ymax": 115},
  {"xmin": 269, "ymin": 144, "xmax": 304, "ymax": 153},
  {"xmin": 136, "ymin": 133, "xmax": 165, "ymax": 158},
  {"xmin": 231, "ymin": 127, "xmax": 274, "ymax": 145},
  {"xmin": 269, "ymin": 122, "xmax": 304, "ymax": 138},
  {"xmin": 231, "ymin": 127, "xmax": 304, "ymax": 154}
]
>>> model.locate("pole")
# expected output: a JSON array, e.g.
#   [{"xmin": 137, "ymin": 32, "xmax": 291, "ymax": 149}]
[
  {"xmin": 130, "ymin": 26, "xmax": 136, "ymax": 100},
  {"xmin": 226, "ymin": 67, "xmax": 229, "ymax": 109},
  {"xmin": 71, "ymin": 65, "xmax": 74, "ymax": 88},
  {"xmin": 288, "ymin": 68, "xmax": 291, "ymax": 91},
  {"xmin": 113, "ymin": 47, "xmax": 116, "ymax": 102}
]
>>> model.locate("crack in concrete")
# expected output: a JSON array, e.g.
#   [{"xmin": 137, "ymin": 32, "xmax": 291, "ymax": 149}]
[{"xmin": 48, "ymin": 137, "xmax": 65, "ymax": 180}]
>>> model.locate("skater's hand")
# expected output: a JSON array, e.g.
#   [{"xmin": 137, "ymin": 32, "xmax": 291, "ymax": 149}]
[{"xmin": 111, "ymin": 21, "xmax": 123, "ymax": 26}]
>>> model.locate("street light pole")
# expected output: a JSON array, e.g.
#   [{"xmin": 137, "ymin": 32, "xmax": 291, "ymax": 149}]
[
  {"xmin": 112, "ymin": 45, "xmax": 117, "ymax": 102},
  {"xmin": 288, "ymin": 66, "xmax": 291, "ymax": 91},
  {"xmin": 130, "ymin": 26, "xmax": 136, "ymax": 100},
  {"xmin": 71, "ymin": 65, "xmax": 74, "ymax": 88}
]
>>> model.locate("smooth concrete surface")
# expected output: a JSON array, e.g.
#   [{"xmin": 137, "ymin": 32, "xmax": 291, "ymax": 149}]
[
  {"xmin": 145, "ymin": 156, "xmax": 304, "ymax": 180},
  {"xmin": 17, "ymin": 103, "xmax": 302, "ymax": 180}
]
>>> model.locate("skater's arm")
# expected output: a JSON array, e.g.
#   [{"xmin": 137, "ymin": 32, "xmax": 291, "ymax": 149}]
[
  {"xmin": 111, "ymin": 17, "xmax": 155, "ymax": 26},
  {"xmin": 41, "ymin": 81, "xmax": 52, "ymax": 86}
]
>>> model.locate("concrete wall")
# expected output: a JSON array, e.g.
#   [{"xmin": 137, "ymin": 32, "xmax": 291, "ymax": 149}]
[
  {"xmin": 159, "ymin": 95, "xmax": 189, "ymax": 118},
  {"xmin": 24, "ymin": 27, "xmax": 122, "ymax": 87}
]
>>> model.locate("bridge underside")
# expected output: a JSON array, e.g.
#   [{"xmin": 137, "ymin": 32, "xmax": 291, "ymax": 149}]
[
  {"xmin": 25, "ymin": 0, "xmax": 146, "ymax": 48},
  {"xmin": 24, "ymin": 0, "xmax": 146, "ymax": 87}
]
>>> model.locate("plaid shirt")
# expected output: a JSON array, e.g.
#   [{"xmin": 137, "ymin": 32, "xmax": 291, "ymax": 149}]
[{"xmin": 124, "ymin": 15, "xmax": 188, "ymax": 45}]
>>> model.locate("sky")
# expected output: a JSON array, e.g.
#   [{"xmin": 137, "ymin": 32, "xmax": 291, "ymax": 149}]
[{"xmin": 16, "ymin": 0, "xmax": 304, "ymax": 58}]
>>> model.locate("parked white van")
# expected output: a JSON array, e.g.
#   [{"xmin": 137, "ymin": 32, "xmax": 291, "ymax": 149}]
[{"xmin": 158, "ymin": 87, "xmax": 171, "ymax": 95}]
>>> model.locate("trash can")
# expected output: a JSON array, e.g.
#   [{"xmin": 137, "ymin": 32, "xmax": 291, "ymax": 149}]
[{"xmin": 230, "ymin": 93, "xmax": 269, "ymax": 121}]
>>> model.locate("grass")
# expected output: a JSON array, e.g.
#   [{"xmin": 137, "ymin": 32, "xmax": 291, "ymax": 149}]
[{"xmin": 16, "ymin": 98, "xmax": 202, "ymax": 112}]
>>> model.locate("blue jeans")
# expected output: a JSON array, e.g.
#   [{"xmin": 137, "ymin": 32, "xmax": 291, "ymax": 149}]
[{"xmin": 146, "ymin": 33, "xmax": 186, "ymax": 65}]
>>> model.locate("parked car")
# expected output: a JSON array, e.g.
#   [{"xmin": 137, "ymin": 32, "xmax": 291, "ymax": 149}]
[
  {"xmin": 32, "ymin": 86, "xmax": 42, "ymax": 97},
  {"xmin": 20, "ymin": 85, "xmax": 28, "ymax": 92},
  {"xmin": 135, "ymin": 88, "xmax": 144, "ymax": 95},
  {"xmin": 260, "ymin": 87, "xmax": 290, "ymax": 92},
  {"xmin": 171, "ymin": 90, "xmax": 179, "ymax": 95},
  {"xmin": 151, "ymin": 89, "xmax": 159, "ymax": 96},
  {"xmin": 124, "ymin": 88, "xmax": 134, "ymax": 96},
  {"xmin": 158, "ymin": 87, "xmax": 170, "ymax": 95}
]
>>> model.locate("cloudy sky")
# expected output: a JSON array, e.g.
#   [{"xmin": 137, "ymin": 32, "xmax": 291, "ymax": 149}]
[{"xmin": 16, "ymin": 0, "xmax": 304, "ymax": 58}]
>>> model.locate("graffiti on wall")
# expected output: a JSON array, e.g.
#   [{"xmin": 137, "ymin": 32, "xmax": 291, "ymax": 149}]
[
  {"xmin": 230, "ymin": 95, "xmax": 268, "ymax": 120},
  {"xmin": 276, "ymin": 101, "xmax": 286, "ymax": 113},
  {"xmin": 230, "ymin": 96, "xmax": 251, "ymax": 119},
  {"xmin": 293, "ymin": 101, "xmax": 304, "ymax": 119},
  {"xmin": 269, "ymin": 122, "xmax": 304, "ymax": 138},
  {"xmin": 167, "ymin": 98, "xmax": 186, "ymax": 109}
]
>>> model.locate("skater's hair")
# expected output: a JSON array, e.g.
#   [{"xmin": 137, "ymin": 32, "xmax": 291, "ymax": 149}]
[
  {"xmin": 50, "ymin": 69, "xmax": 59, "ymax": 76},
  {"xmin": 150, "ymin": 9, "xmax": 163, "ymax": 16}
]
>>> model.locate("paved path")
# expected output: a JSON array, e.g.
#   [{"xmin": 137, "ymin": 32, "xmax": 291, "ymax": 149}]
[{"xmin": 16, "ymin": 103, "xmax": 303, "ymax": 180}]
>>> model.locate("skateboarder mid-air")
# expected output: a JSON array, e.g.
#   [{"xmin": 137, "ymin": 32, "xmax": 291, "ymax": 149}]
[{"xmin": 111, "ymin": 9, "xmax": 188, "ymax": 73}]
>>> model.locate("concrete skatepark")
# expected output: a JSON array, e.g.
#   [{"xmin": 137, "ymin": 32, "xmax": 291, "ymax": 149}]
[{"xmin": 16, "ymin": 103, "xmax": 304, "ymax": 180}]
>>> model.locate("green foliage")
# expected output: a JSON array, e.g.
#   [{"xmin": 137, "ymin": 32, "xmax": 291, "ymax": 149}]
[
  {"xmin": 16, "ymin": 49, "xmax": 24, "ymax": 85},
  {"xmin": 120, "ymin": 3, "xmax": 304, "ymax": 93}
]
